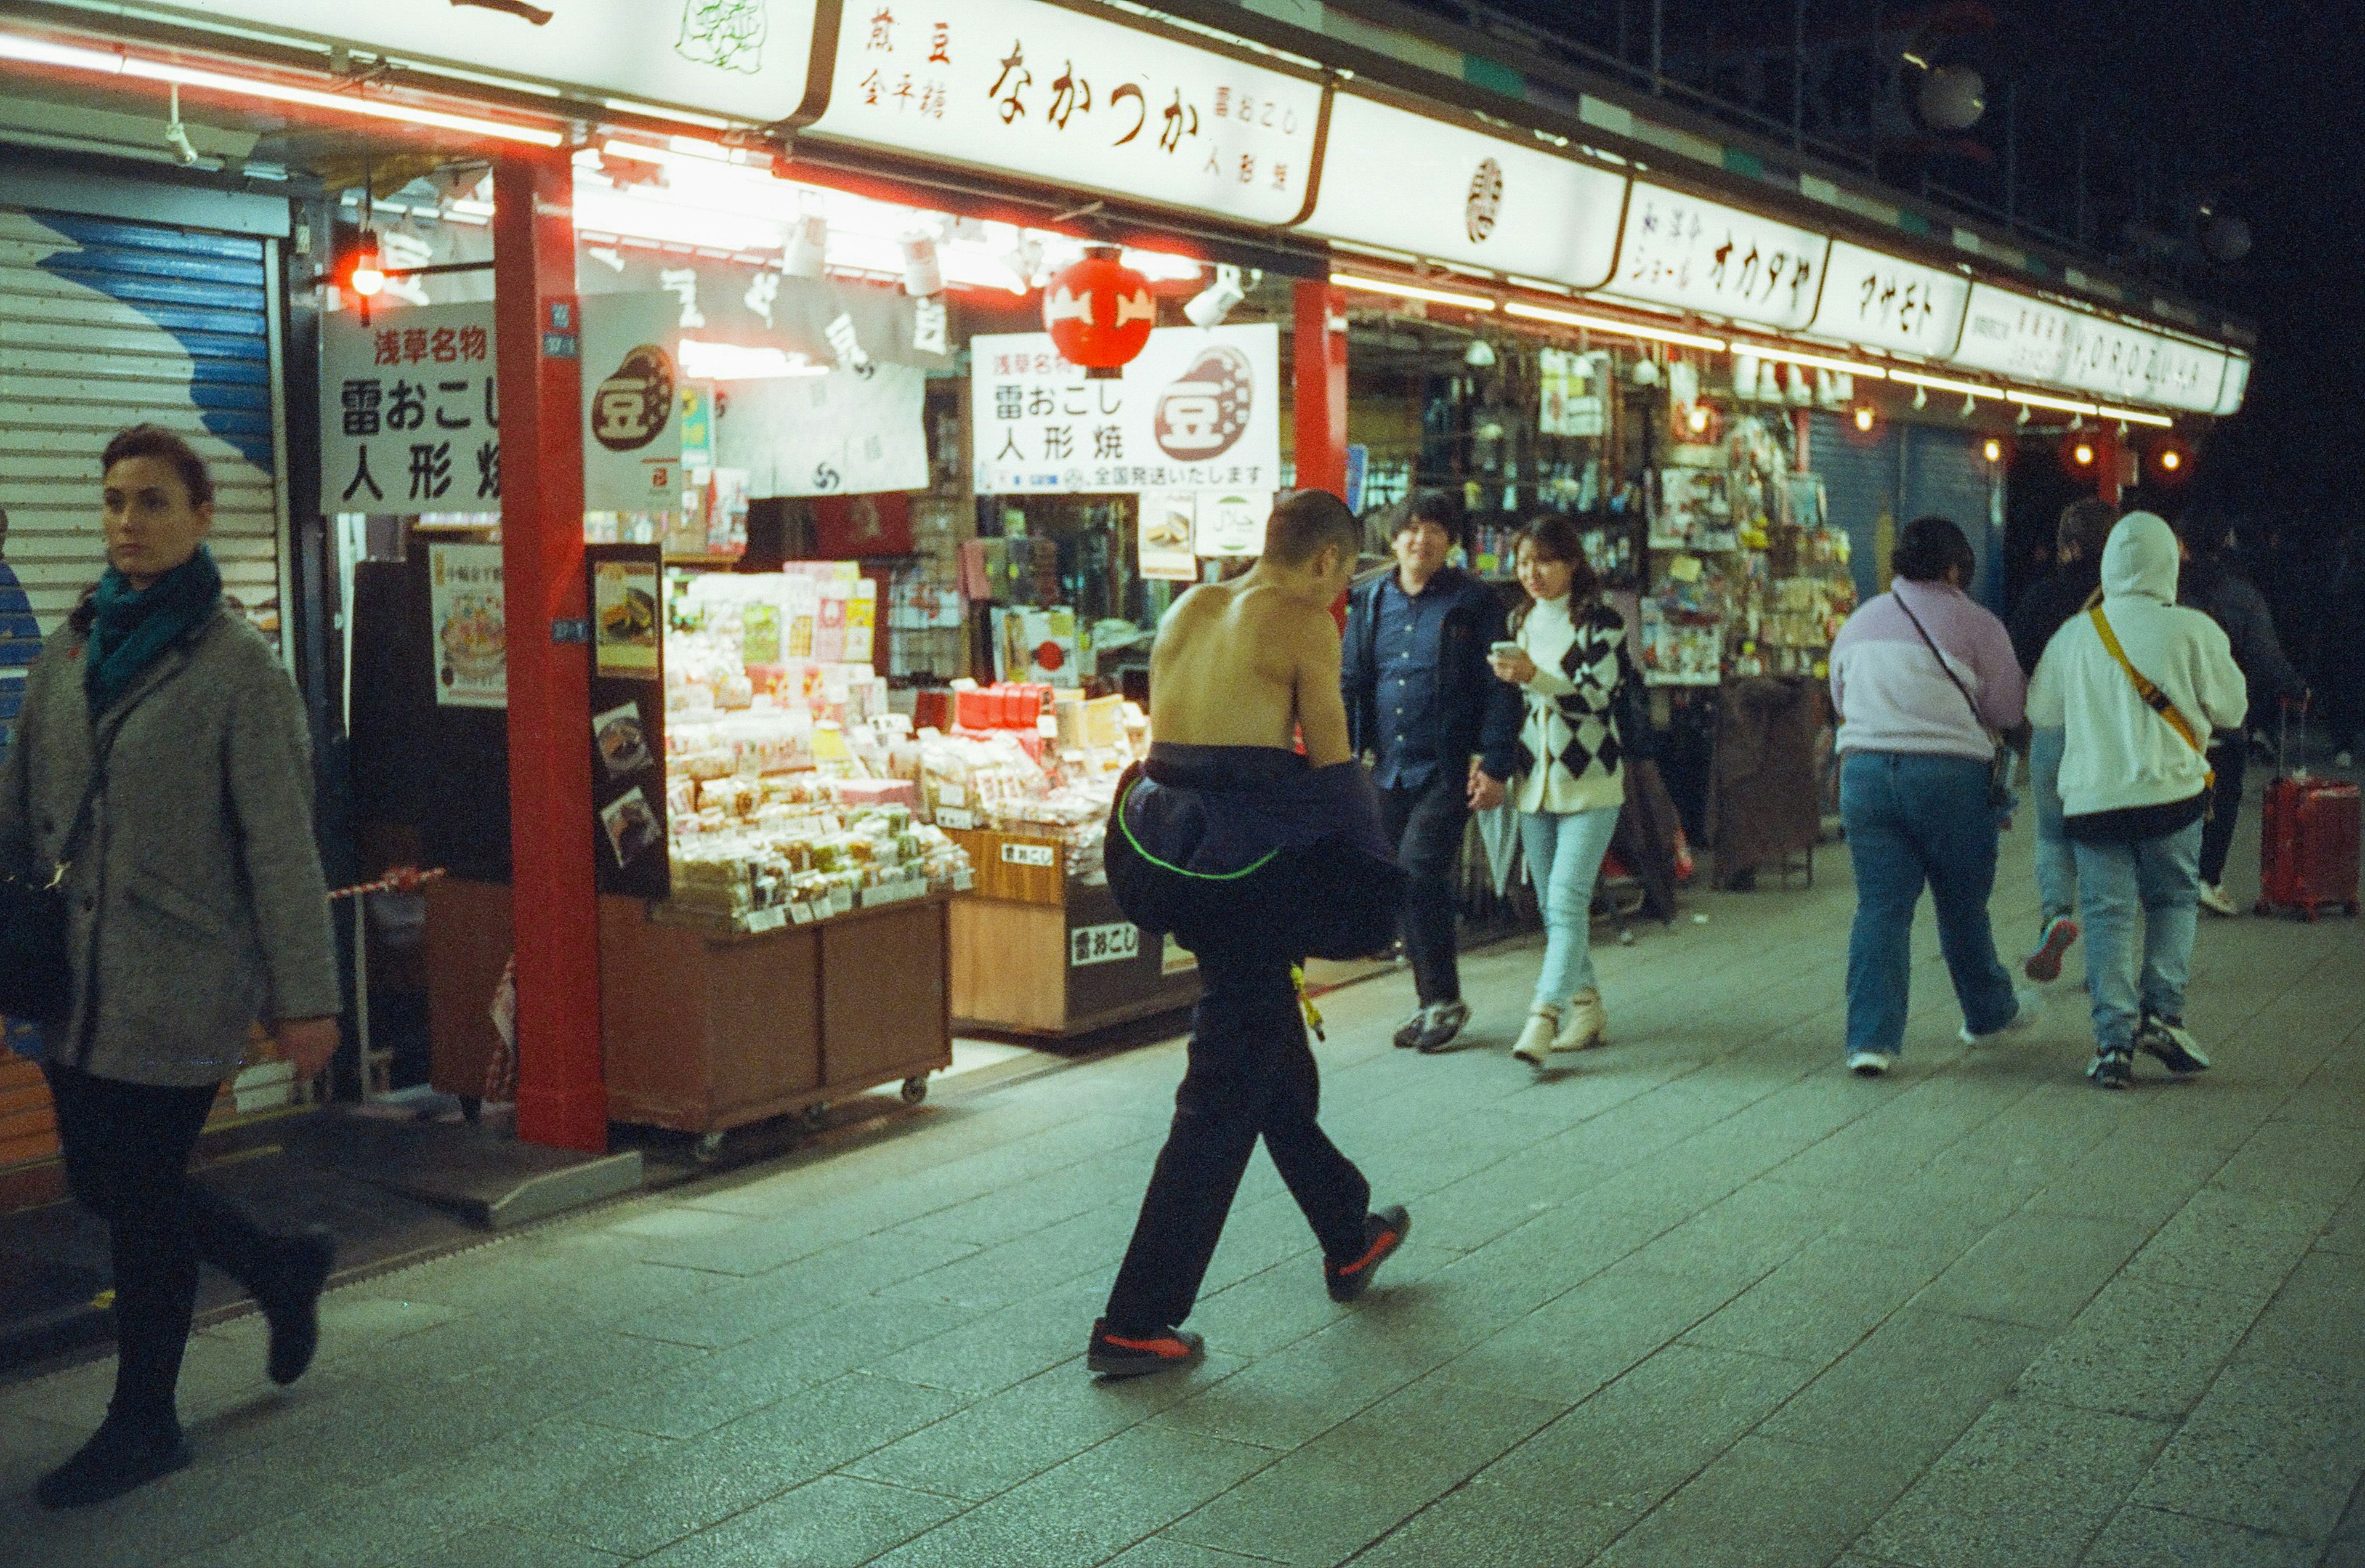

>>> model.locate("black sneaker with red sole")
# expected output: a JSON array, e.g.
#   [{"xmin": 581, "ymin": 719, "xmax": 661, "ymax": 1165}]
[
  {"xmin": 1325, "ymin": 1205, "xmax": 1410, "ymax": 1303},
  {"xmin": 1086, "ymin": 1319, "xmax": 1207, "ymax": 1378}
]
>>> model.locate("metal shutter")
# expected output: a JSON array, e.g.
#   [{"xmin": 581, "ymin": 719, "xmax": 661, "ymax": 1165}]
[
  {"xmin": 1809, "ymin": 409, "xmax": 1900, "ymax": 605},
  {"xmin": 1902, "ymin": 426, "xmax": 2005, "ymax": 612},
  {"xmin": 0, "ymin": 206, "xmax": 283, "ymax": 637}
]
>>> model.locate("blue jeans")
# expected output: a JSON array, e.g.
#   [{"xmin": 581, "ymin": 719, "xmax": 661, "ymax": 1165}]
[
  {"xmin": 2030, "ymin": 728, "xmax": 2077, "ymax": 930},
  {"xmin": 1840, "ymin": 752, "xmax": 2019, "ymax": 1058},
  {"xmin": 2073, "ymin": 823, "xmax": 2202, "ymax": 1055},
  {"xmin": 1519, "ymin": 806, "xmax": 1622, "ymax": 1011}
]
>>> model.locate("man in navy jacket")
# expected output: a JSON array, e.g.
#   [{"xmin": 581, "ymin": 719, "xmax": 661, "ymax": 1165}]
[{"xmin": 1343, "ymin": 493, "xmax": 1523, "ymax": 1053}]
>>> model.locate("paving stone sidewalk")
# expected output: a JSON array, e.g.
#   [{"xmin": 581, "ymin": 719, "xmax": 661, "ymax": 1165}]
[{"xmin": 6, "ymin": 812, "xmax": 2364, "ymax": 1568}]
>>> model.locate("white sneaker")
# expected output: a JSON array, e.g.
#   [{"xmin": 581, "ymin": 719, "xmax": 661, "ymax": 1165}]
[
  {"xmin": 1512, "ymin": 1009, "xmax": 1559, "ymax": 1067},
  {"xmin": 1554, "ymin": 989, "xmax": 1608, "ymax": 1052},
  {"xmin": 2196, "ymin": 883, "xmax": 2238, "ymax": 918},
  {"xmin": 1846, "ymin": 1051, "xmax": 1892, "ymax": 1077},
  {"xmin": 1960, "ymin": 987, "xmax": 2043, "ymax": 1045}
]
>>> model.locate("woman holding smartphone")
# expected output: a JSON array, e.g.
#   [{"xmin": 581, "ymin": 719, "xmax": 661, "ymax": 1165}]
[{"xmin": 1487, "ymin": 514, "xmax": 1642, "ymax": 1067}]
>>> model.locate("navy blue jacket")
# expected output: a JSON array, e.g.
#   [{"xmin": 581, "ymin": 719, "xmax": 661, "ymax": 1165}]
[{"xmin": 1343, "ymin": 565, "xmax": 1524, "ymax": 785}]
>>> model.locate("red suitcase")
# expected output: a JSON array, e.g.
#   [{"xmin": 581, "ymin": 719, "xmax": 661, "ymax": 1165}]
[{"xmin": 2255, "ymin": 771, "xmax": 2361, "ymax": 921}]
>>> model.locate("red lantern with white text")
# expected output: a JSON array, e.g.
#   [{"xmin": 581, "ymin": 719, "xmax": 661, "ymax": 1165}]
[{"xmin": 1044, "ymin": 244, "xmax": 1154, "ymax": 379}]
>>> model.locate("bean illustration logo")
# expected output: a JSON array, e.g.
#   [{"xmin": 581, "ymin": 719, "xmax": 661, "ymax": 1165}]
[
  {"xmin": 1154, "ymin": 345, "xmax": 1255, "ymax": 462},
  {"xmin": 592, "ymin": 344, "xmax": 676, "ymax": 453}
]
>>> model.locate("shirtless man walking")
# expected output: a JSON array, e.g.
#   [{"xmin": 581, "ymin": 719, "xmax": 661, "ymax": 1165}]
[{"xmin": 1090, "ymin": 491, "xmax": 1412, "ymax": 1378}]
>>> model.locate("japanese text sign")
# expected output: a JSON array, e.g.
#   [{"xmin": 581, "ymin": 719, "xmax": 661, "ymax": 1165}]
[
  {"xmin": 580, "ymin": 293, "xmax": 684, "ymax": 511},
  {"xmin": 1946, "ymin": 283, "xmax": 2078, "ymax": 384},
  {"xmin": 1603, "ymin": 184, "xmax": 1830, "ymax": 331},
  {"xmin": 155, "ymin": 0, "xmax": 827, "ymax": 124},
  {"xmin": 971, "ymin": 323, "xmax": 1281, "ymax": 496},
  {"xmin": 807, "ymin": 0, "xmax": 1328, "ymax": 227},
  {"xmin": 1301, "ymin": 94, "xmax": 1625, "ymax": 289},
  {"xmin": 2060, "ymin": 317, "xmax": 2226, "ymax": 412},
  {"xmin": 1810, "ymin": 241, "xmax": 1970, "ymax": 357},
  {"xmin": 2213, "ymin": 355, "xmax": 2250, "ymax": 416},
  {"xmin": 321, "ymin": 302, "xmax": 500, "ymax": 518}
]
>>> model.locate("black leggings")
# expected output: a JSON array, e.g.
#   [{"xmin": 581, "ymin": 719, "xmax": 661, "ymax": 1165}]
[
  {"xmin": 44, "ymin": 1064, "xmax": 278, "ymax": 1429},
  {"xmin": 2199, "ymin": 740, "xmax": 2248, "ymax": 887}
]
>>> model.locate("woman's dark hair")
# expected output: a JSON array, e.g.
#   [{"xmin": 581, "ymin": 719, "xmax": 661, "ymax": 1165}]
[
  {"xmin": 102, "ymin": 424, "xmax": 214, "ymax": 509},
  {"xmin": 1894, "ymin": 515, "xmax": 1976, "ymax": 584},
  {"xmin": 1508, "ymin": 511, "xmax": 1601, "ymax": 631},
  {"xmin": 1401, "ymin": 489, "xmax": 1466, "ymax": 551}
]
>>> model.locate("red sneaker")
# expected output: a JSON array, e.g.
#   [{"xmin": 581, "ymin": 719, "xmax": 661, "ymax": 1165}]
[
  {"xmin": 1324, "ymin": 1205, "xmax": 1410, "ymax": 1303},
  {"xmin": 2024, "ymin": 916, "xmax": 2079, "ymax": 984},
  {"xmin": 1086, "ymin": 1319, "xmax": 1206, "ymax": 1378}
]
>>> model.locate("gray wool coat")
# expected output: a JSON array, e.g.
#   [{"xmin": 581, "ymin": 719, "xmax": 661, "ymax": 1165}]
[{"xmin": 0, "ymin": 608, "xmax": 341, "ymax": 1087}]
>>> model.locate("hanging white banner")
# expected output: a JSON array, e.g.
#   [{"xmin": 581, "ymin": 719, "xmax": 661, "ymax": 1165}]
[
  {"xmin": 806, "ymin": 0, "xmax": 1327, "ymax": 227},
  {"xmin": 712, "ymin": 365, "xmax": 931, "ymax": 498},
  {"xmin": 970, "ymin": 323, "xmax": 1282, "ymax": 496},
  {"xmin": 1599, "ymin": 184, "xmax": 1830, "ymax": 331}
]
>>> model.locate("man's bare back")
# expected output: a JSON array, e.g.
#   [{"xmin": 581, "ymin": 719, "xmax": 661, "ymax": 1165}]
[{"xmin": 1150, "ymin": 559, "xmax": 1354, "ymax": 767}]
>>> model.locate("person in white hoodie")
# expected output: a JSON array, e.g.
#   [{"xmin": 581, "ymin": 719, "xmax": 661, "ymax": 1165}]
[{"xmin": 2027, "ymin": 512, "xmax": 2247, "ymax": 1088}]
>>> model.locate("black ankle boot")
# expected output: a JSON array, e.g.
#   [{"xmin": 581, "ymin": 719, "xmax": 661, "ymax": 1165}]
[
  {"xmin": 261, "ymin": 1228, "xmax": 336, "ymax": 1386},
  {"xmin": 34, "ymin": 1414, "xmax": 193, "ymax": 1510}
]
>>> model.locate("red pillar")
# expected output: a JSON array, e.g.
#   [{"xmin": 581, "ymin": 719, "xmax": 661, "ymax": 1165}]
[
  {"xmin": 493, "ymin": 152, "xmax": 606, "ymax": 1153},
  {"xmin": 1293, "ymin": 280, "xmax": 1348, "ymax": 498}
]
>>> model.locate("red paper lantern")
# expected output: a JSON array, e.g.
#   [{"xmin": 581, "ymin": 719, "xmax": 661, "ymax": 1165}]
[{"xmin": 1044, "ymin": 244, "xmax": 1155, "ymax": 379}]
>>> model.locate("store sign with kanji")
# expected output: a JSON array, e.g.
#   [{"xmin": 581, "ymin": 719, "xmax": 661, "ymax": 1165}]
[
  {"xmin": 1604, "ymin": 184, "xmax": 1830, "ymax": 333},
  {"xmin": 160, "ymin": 0, "xmax": 826, "ymax": 123},
  {"xmin": 1810, "ymin": 241, "xmax": 1971, "ymax": 358},
  {"xmin": 970, "ymin": 323, "xmax": 1280, "ymax": 497},
  {"xmin": 1947, "ymin": 283, "xmax": 2079, "ymax": 384},
  {"xmin": 321, "ymin": 302, "xmax": 501, "ymax": 517},
  {"xmin": 807, "ymin": 1, "xmax": 1327, "ymax": 227},
  {"xmin": 1301, "ymin": 93, "xmax": 1626, "ymax": 289}
]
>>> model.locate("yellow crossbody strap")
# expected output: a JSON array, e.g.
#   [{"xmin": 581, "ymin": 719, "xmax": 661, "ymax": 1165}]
[{"xmin": 2087, "ymin": 607, "xmax": 2214, "ymax": 788}]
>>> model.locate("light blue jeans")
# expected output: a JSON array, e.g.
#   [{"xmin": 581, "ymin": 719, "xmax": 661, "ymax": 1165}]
[
  {"xmin": 2073, "ymin": 822, "xmax": 2203, "ymax": 1055},
  {"xmin": 1519, "ymin": 806, "xmax": 1622, "ymax": 1011},
  {"xmin": 2030, "ymin": 727, "xmax": 2077, "ymax": 931}
]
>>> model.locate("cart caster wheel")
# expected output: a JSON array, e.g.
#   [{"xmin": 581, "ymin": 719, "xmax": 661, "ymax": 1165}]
[
  {"xmin": 693, "ymin": 1131, "xmax": 727, "ymax": 1165},
  {"xmin": 801, "ymin": 1102, "xmax": 831, "ymax": 1131},
  {"xmin": 901, "ymin": 1075, "xmax": 929, "ymax": 1105}
]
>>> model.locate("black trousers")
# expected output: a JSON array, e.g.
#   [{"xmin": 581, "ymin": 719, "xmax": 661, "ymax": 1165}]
[
  {"xmin": 1103, "ymin": 926, "xmax": 1372, "ymax": 1333},
  {"xmin": 2199, "ymin": 740, "xmax": 2248, "ymax": 887},
  {"xmin": 44, "ymin": 1064, "xmax": 280, "ymax": 1429},
  {"xmin": 1378, "ymin": 772, "xmax": 1472, "ymax": 1006}
]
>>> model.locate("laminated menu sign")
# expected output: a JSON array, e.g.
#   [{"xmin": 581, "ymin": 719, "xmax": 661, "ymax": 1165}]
[
  {"xmin": 807, "ymin": 0, "xmax": 1326, "ymax": 227},
  {"xmin": 1604, "ymin": 185, "xmax": 1830, "ymax": 331},
  {"xmin": 1138, "ymin": 492, "xmax": 1199, "ymax": 580},
  {"xmin": 971, "ymin": 324, "xmax": 1281, "ymax": 495},
  {"xmin": 321, "ymin": 302, "xmax": 499, "ymax": 519},
  {"xmin": 593, "ymin": 558, "xmax": 661, "ymax": 679},
  {"xmin": 427, "ymin": 543, "xmax": 505, "ymax": 709}
]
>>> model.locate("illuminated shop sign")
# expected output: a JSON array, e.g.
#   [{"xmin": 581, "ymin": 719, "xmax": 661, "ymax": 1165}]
[
  {"xmin": 1598, "ymin": 184, "xmax": 1830, "ymax": 332},
  {"xmin": 1810, "ymin": 241, "xmax": 1970, "ymax": 358}
]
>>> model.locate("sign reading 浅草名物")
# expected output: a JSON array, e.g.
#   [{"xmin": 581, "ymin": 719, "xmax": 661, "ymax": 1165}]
[
  {"xmin": 970, "ymin": 323, "xmax": 1281, "ymax": 498},
  {"xmin": 805, "ymin": 0, "xmax": 1327, "ymax": 227},
  {"xmin": 148, "ymin": 1, "xmax": 828, "ymax": 123}
]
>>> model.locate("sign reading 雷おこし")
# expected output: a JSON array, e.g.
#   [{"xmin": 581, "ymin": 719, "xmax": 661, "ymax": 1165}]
[{"xmin": 971, "ymin": 324, "xmax": 1280, "ymax": 496}]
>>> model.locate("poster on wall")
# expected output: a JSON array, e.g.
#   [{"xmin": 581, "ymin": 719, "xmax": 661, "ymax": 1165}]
[
  {"xmin": 971, "ymin": 323, "xmax": 1282, "ymax": 495},
  {"xmin": 321, "ymin": 302, "xmax": 499, "ymax": 518},
  {"xmin": 1138, "ymin": 491, "xmax": 1199, "ymax": 580},
  {"xmin": 592, "ymin": 557, "xmax": 661, "ymax": 679},
  {"xmin": 1195, "ymin": 491, "xmax": 1272, "ymax": 557},
  {"xmin": 427, "ymin": 543, "xmax": 505, "ymax": 709},
  {"xmin": 713, "ymin": 365, "xmax": 930, "ymax": 496},
  {"xmin": 585, "ymin": 544, "xmax": 671, "ymax": 899},
  {"xmin": 581, "ymin": 293, "xmax": 685, "ymax": 511}
]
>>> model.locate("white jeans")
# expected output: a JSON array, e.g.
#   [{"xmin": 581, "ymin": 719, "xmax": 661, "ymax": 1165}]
[{"xmin": 1519, "ymin": 807, "xmax": 1622, "ymax": 1012}]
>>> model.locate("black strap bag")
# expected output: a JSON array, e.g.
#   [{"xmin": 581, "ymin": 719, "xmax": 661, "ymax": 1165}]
[{"xmin": 0, "ymin": 773, "xmax": 100, "ymax": 1025}]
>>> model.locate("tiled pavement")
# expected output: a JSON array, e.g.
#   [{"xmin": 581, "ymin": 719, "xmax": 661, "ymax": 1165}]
[{"xmin": 6, "ymin": 812, "xmax": 2364, "ymax": 1568}]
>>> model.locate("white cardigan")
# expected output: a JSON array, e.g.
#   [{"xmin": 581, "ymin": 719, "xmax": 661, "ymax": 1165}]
[{"xmin": 1511, "ymin": 594, "xmax": 1631, "ymax": 816}]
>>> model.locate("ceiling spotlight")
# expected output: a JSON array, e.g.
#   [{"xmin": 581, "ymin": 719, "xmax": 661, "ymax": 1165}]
[
  {"xmin": 1853, "ymin": 405, "xmax": 1875, "ymax": 432},
  {"xmin": 1003, "ymin": 236, "xmax": 1046, "ymax": 295},
  {"xmin": 2161, "ymin": 449, "xmax": 2183, "ymax": 471},
  {"xmin": 2069, "ymin": 414, "xmax": 2085, "ymax": 432},
  {"xmin": 1960, "ymin": 394, "xmax": 1978, "ymax": 419},
  {"xmin": 2116, "ymin": 420, "xmax": 2131, "ymax": 438},
  {"xmin": 1465, "ymin": 337, "xmax": 1498, "ymax": 368},
  {"xmin": 784, "ymin": 213, "xmax": 828, "ymax": 280},
  {"xmin": 1912, "ymin": 384, "xmax": 1928, "ymax": 411},
  {"xmin": 2073, "ymin": 442, "xmax": 2096, "ymax": 466},
  {"xmin": 1983, "ymin": 437, "xmax": 2003, "ymax": 463},
  {"xmin": 2016, "ymin": 405, "xmax": 2032, "ymax": 426},
  {"xmin": 899, "ymin": 230, "xmax": 944, "ymax": 298},
  {"xmin": 1186, "ymin": 264, "xmax": 1247, "ymax": 328},
  {"xmin": 344, "ymin": 228, "xmax": 386, "ymax": 298}
]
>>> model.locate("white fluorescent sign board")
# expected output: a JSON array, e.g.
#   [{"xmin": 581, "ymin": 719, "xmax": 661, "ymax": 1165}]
[
  {"xmin": 2061, "ymin": 319, "xmax": 2226, "ymax": 413},
  {"xmin": 1300, "ymin": 94, "xmax": 1625, "ymax": 288},
  {"xmin": 971, "ymin": 324, "xmax": 1282, "ymax": 495},
  {"xmin": 321, "ymin": 302, "xmax": 501, "ymax": 518},
  {"xmin": 152, "ymin": 1, "xmax": 827, "ymax": 123},
  {"xmin": 2213, "ymin": 355, "xmax": 2251, "ymax": 416},
  {"xmin": 1601, "ymin": 184, "xmax": 1830, "ymax": 331},
  {"xmin": 1811, "ymin": 240, "xmax": 1970, "ymax": 357},
  {"xmin": 1947, "ymin": 283, "xmax": 2079, "ymax": 384},
  {"xmin": 806, "ymin": 0, "xmax": 1326, "ymax": 226}
]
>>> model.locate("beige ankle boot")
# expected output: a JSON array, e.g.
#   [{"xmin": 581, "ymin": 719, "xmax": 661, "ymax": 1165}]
[
  {"xmin": 1512, "ymin": 1008, "xmax": 1559, "ymax": 1066},
  {"xmin": 1556, "ymin": 989, "xmax": 1608, "ymax": 1051}
]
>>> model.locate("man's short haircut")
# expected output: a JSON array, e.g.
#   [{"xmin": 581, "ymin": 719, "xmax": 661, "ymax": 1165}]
[
  {"xmin": 2057, "ymin": 498, "xmax": 2117, "ymax": 561},
  {"xmin": 103, "ymin": 424, "xmax": 215, "ymax": 508},
  {"xmin": 1264, "ymin": 489, "xmax": 1360, "ymax": 567},
  {"xmin": 1894, "ymin": 515, "xmax": 1977, "ymax": 583},
  {"xmin": 1400, "ymin": 489, "xmax": 1465, "ymax": 548}
]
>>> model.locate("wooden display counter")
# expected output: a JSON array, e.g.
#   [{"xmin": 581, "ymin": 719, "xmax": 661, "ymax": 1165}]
[
  {"xmin": 426, "ymin": 879, "xmax": 952, "ymax": 1150},
  {"xmin": 944, "ymin": 827, "xmax": 1199, "ymax": 1038}
]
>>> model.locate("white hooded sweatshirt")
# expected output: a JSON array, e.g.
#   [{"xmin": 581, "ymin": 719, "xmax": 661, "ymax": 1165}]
[{"xmin": 2027, "ymin": 512, "xmax": 2247, "ymax": 824}]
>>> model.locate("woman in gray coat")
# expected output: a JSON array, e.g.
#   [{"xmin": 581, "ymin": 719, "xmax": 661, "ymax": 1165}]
[{"xmin": 0, "ymin": 426, "xmax": 342, "ymax": 1509}]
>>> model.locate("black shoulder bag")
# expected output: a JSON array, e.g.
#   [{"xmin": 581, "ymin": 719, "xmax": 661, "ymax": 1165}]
[
  {"xmin": 1893, "ymin": 595, "xmax": 2015, "ymax": 813},
  {"xmin": 0, "ymin": 767, "xmax": 102, "ymax": 1025}
]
